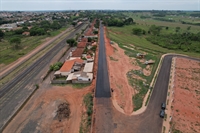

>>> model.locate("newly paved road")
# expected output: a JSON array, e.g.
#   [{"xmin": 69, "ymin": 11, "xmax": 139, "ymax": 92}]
[
  {"xmin": 94, "ymin": 23, "xmax": 200, "ymax": 133},
  {"xmin": 95, "ymin": 22, "xmax": 111, "ymax": 98},
  {"xmin": 0, "ymin": 23, "xmax": 87, "ymax": 132}
]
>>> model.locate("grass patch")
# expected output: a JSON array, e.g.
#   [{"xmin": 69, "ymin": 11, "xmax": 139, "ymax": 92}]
[
  {"xmin": 128, "ymin": 78, "xmax": 149, "ymax": 111},
  {"xmin": 108, "ymin": 24, "xmax": 200, "ymax": 58},
  {"xmin": 0, "ymin": 26, "xmax": 69, "ymax": 65},
  {"xmin": 79, "ymin": 93, "xmax": 93, "ymax": 133},
  {"xmin": 72, "ymin": 83, "xmax": 91, "ymax": 89},
  {"xmin": 172, "ymin": 128, "xmax": 183, "ymax": 133},
  {"xmin": 109, "ymin": 56, "xmax": 118, "ymax": 61},
  {"xmin": 163, "ymin": 126, "xmax": 166, "ymax": 133},
  {"xmin": 145, "ymin": 87, "xmax": 153, "ymax": 106}
]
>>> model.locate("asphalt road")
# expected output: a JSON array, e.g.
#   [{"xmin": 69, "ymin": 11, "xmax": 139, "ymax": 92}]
[
  {"xmin": 0, "ymin": 23, "xmax": 87, "ymax": 132},
  {"xmin": 95, "ymin": 22, "xmax": 111, "ymax": 98},
  {"xmin": 94, "ymin": 23, "xmax": 200, "ymax": 133}
]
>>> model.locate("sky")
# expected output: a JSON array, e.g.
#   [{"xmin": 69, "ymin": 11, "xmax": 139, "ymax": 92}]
[{"xmin": 0, "ymin": 0, "xmax": 200, "ymax": 11}]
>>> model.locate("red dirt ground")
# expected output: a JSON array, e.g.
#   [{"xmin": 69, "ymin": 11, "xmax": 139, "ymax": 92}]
[
  {"xmin": 85, "ymin": 19, "xmax": 96, "ymax": 36},
  {"xmin": 3, "ymin": 84, "xmax": 93, "ymax": 133},
  {"xmin": 172, "ymin": 57, "xmax": 200, "ymax": 133},
  {"xmin": 104, "ymin": 27, "xmax": 141, "ymax": 115}
]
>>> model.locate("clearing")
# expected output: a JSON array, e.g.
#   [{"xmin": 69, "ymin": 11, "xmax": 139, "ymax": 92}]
[
  {"xmin": 171, "ymin": 57, "xmax": 200, "ymax": 133},
  {"xmin": 3, "ymin": 79, "xmax": 95, "ymax": 133}
]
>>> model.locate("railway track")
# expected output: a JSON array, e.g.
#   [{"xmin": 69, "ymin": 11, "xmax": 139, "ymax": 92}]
[{"xmin": 0, "ymin": 23, "xmax": 86, "ymax": 131}]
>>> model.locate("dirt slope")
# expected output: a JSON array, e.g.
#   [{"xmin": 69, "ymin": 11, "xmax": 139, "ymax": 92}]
[{"xmin": 104, "ymin": 27, "xmax": 141, "ymax": 115}]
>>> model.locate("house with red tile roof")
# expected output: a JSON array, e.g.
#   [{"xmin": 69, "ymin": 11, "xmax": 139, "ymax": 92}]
[
  {"xmin": 77, "ymin": 42, "xmax": 87, "ymax": 48},
  {"xmin": 72, "ymin": 48, "xmax": 84, "ymax": 57},
  {"xmin": 56, "ymin": 59, "xmax": 84, "ymax": 76}
]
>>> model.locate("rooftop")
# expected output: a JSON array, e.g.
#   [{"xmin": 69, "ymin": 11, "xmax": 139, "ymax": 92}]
[
  {"xmin": 77, "ymin": 42, "xmax": 87, "ymax": 48},
  {"xmin": 83, "ymin": 62, "xmax": 94, "ymax": 73},
  {"xmin": 72, "ymin": 48, "xmax": 84, "ymax": 57},
  {"xmin": 60, "ymin": 58, "xmax": 84, "ymax": 72}
]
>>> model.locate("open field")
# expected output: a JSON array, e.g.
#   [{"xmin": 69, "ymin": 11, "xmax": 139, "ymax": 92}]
[
  {"xmin": 108, "ymin": 26, "xmax": 200, "ymax": 58},
  {"xmin": 107, "ymin": 12, "xmax": 200, "ymax": 58},
  {"xmin": 0, "ymin": 25, "xmax": 69, "ymax": 65},
  {"xmin": 170, "ymin": 58, "xmax": 200, "ymax": 133},
  {"xmin": 124, "ymin": 12, "xmax": 200, "ymax": 32}
]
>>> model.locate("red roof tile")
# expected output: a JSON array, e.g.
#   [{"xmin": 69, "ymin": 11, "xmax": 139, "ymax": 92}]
[
  {"xmin": 60, "ymin": 59, "xmax": 84, "ymax": 72},
  {"xmin": 72, "ymin": 48, "xmax": 84, "ymax": 57},
  {"xmin": 77, "ymin": 42, "xmax": 87, "ymax": 48}
]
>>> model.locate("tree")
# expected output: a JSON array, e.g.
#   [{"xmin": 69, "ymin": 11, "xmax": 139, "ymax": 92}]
[
  {"xmin": 175, "ymin": 27, "xmax": 181, "ymax": 33},
  {"xmin": 149, "ymin": 25, "xmax": 162, "ymax": 35},
  {"xmin": 66, "ymin": 38, "xmax": 77, "ymax": 47},
  {"xmin": 30, "ymin": 27, "xmax": 46, "ymax": 36},
  {"xmin": 132, "ymin": 28, "xmax": 143, "ymax": 35},
  {"xmin": 22, "ymin": 26, "xmax": 28, "ymax": 31},
  {"xmin": 166, "ymin": 27, "xmax": 169, "ymax": 30},
  {"xmin": 14, "ymin": 29, "xmax": 24, "ymax": 35},
  {"xmin": 0, "ymin": 30, "xmax": 4, "ymax": 41},
  {"xmin": 72, "ymin": 22, "xmax": 77, "ymax": 27},
  {"xmin": 10, "ymin": 37, "xmax": 21, "ymax": 49},
  {"xmin": 124, "ymin": 18, "xmax": 135, "ymax": 25},
  {"xmin": 93, "ymin": 31, "xmax": 98, "ymax": 35},
  {"xmin": 187, "ymin": 26, "xmax": 191, "ymax": 31},
  {"xmin": 51, "ymin": 21, "xmax": 61, "ymax": 30},
  {"xmin": 88, "ymin": 37, "xmax": 92, "ymax": 42}
]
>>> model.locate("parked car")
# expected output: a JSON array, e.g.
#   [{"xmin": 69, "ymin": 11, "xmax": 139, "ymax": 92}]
[
  {"xmin": 161, "ymin": 103, "xmax": 166, "ymax": 110},
  {"xmin": 160, "ymin": 110, "xmax": 165, "ymax": 118}
]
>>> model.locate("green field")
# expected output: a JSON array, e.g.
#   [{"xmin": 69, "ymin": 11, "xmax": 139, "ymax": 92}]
[
  {"xmin": 108, "ymin": 23, "xmax": 200, "ymax": 58},
  {"xmin": 0, "ymin": 25, "xmax": 69, "ymax": 65}
]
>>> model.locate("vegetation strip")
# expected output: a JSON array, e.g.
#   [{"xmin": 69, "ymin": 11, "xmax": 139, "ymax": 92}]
[{"xmin": 79, "ymin": 93, "xmax": 93, "ymax": 133}]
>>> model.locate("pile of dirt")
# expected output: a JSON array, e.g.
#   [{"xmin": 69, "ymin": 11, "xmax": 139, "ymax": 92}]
[{"xmin": 57, "ymin": 102, "xmax": 71, "ymax": 121}]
